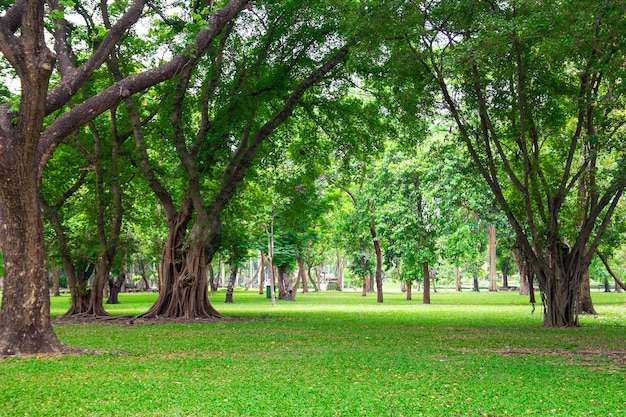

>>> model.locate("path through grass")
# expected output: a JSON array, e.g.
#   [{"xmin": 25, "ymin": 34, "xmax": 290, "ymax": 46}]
[{"xmin": 1, "ymin": 290, "xmax": 625, "ymax": 416}]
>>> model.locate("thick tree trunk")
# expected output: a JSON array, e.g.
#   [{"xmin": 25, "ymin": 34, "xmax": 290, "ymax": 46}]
[
  {"xmin": 422, "ymin": 262, "xmax": 431, "ymax": 305},
  {"xmin": 577, "ymin": 269, "xmax": 597, "ymax": 315},
  {"xmin": 140, "ymin": 216, "xmax": 221, "ymax": 319},
  {"xmin": 225, "ymin": 265, "xmax": 238, "ymax": 303},
  {"xmin": 472, "ymin": 277, "xmax": 480, "ymax": 292},
  {"xmin": 406, "ymin": 281, "xmax": 412, "ymax": 301},
  {"xmin": 0, "ymin": 178, "xmax": 66, "ymax": 355}
]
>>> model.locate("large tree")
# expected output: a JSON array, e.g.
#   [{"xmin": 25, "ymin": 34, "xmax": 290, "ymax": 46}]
[
  {"xmin": 130, "ymin": 1, "xmax": 354, "ymax": 319},
  {"xmin": 0, "ymin": 0, "xmax": 250, "ymax": 356},
  {"xmin": 393, "ymin": 0, "xmax": 626, "ymax": 326}
]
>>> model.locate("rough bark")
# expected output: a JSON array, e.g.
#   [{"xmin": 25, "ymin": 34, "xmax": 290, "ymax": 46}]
[
  {"xmin": 50, "ymin": 264, "xmax": 61, "ymax": 297},
  {"xmin": 406, "ymin": 281, "xmax": 412, "ymax": 301},
  {"xmin": 139, "ymin": 210, "xmax": 222, "ymax": 319}
]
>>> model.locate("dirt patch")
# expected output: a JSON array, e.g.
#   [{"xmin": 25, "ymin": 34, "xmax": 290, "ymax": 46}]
[
  {"xmin": 52, "ymin": 314, "xmax": 256, "ymax": 326},
  {"xmin": 490, "ymin": 347, "xmax": 626, "ymax": 369}
]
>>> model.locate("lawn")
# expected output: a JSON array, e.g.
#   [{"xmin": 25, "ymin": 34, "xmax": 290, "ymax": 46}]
[{"xmin": 1, "ymin": 289, "xmax": 625, "ymax": 416}]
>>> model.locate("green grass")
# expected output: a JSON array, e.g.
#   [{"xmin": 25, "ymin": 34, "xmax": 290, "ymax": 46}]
[{"xmin": 2, "ymin": 290, "xmax": 625, "ymax": 416}]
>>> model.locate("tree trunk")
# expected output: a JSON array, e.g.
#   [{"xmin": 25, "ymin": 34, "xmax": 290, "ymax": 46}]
[
  {"xmin": 140, "ymin": 215, "xmax": 221, "ymax": 319},
  {"xmin": 225, "ymin": 265, "xmax": 238, "ymax": 303},
  {"xmin": 488, "ymin": 225, "xmax": 498, "ymax": 291},
  {"xmin": 362, "ymin": 274, "xmax": 368, "ymax": 297},
  {"xmin": 51, "ymin": 264, "xmax": 61, "ymax": 297},
  {"xmin": 577, "ymin": 269, "xmax": 597, "ymax": 315},
  {"xmin": 422, "ymin": 262, "xmax": 431, "ymax": 304},
  {"xmin": 513, "ymin": 248, "xmax": 530, "ymax": 296},
  {"xmin": 370, "ymin": 221, "xmax": 384, "ymax": 303},
  {"xmin": 0, "ymin": 176, "xmax": 66, "ymax": 355},
  {"xmin": 106, "ymin": 271, "xmax": 126, "ymax": 305},
  {"xmin": 406, "ymin": 281, "xmax": 412, "ymax": 301},
  {"xmin": 603, "ymin": 278, "xmax": 611, "ymax": 293},
  {"xmin": 258, "ymin": 251, "xmax": 265, "ymax": 295},
  {"xmin": 501, "ymin": 257, "xmax": 510, "ymax": 289},
  {"xmin": 296, "ymin": 257, "xmax": 307, "ymax": 294},
  {"xmin": 455, "ymin": 265, "xmax": 461, "ymax": 292},
  {"xmin": 307, "ymin": 265, "xmax": 320, "ymax": 292},
  {"xmin": 336, "ymin": 252, "xmax": 344, "ymax": 291},
  {"xmin": 276, "ymin": 265, "xmax": 296, "ymax": 301}
]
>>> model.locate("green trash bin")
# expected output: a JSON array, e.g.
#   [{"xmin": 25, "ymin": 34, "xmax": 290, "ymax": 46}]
[{"xmin": 266, "ymin": 285, "xmax": 271, "ymax": 299}]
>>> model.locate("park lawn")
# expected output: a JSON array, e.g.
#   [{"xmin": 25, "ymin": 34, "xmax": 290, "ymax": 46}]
[{"xmin": 0, "ymin": 290, "xmax": 624, "ymax": 416}]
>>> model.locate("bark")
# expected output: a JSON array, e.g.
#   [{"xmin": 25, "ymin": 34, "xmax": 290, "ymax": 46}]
[
  {"xmin": 362, "ymin": 274, "xmax": 368, "ymax": 297},
  {"xmin": 488, "ymin": 225, "xmax": 498, "ymax": 292},
  {"xmin": 501, "ymin": 257, "xmax": 510, "ymax": 289},
  {"xmin": 335, "ymin": 252, "xmax": 344, "ymax": 291},
  {"xmin": 208, "ymin": 263, "xmax": 219, "ymax": 292},
  {"xmin": 406, "ymin": 281, "xmax": 412, "ymax": 301},
  {"xmin": 306, "ymin": 265, "xmax": 320, "ymax": 292},
  {"xmin": 276, "ymin": 265, "xmax": 296, "ymax": 301},
  {"xmin": 225, "ymin": 265, "xmax": 238, "ymax": 303},
  {"xmin": 422, "ymin": 262, "xmax": 431, "ymax": 304},
  {"xmin": 296, "ymin": 257, "xmax": 307, "ymax": 294},
  {"xmin": 139, "ymin": 210, "xmax": 222, "ymax": 319},
  {"xmin": 577, "ymin": 268, "xmax": 597, "ymax": 315},
  {"xmin": 258, "ymin": 251, "xmax": 265, "ymax": 295},
  {"xmin": 0, "ymin": 175, "xmax": 67, "ymax": 355},
  {"xmin": 370, "ymin": 221, "xmax": 384, "ymax": 303},
  {"xmin": 0, "ymin": 0, "xmax": 68, "ymax": 355},
  {"xmin": 513, "ymin": 248, "xmax": 530, "ymax": 296},
  {"xmin": 51, "ymin": 264, "xmax": 61, "ymax": 297},
  {"xmin": 455, "ymin": 266, "xmax": 461, "ymax": 292},
  {"xmin": 106, "ymin": 271, "xmax": 126, "ymax": 305},
  {"xmin": 472, "ymin": 277, "xmax": 480, "ymax": 292}
]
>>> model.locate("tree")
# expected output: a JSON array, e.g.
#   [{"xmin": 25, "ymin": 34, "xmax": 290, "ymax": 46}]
[
  {"xmin": 133, "ymin": 1, "xmax": 357, "ymax": 318},
  {"xmin": 0, "ymin": 0, "xmax": 251, "ymax": 355},
  {"xmin": 393, "ymin": 0, "xmax": 626, "ymax": 327}
]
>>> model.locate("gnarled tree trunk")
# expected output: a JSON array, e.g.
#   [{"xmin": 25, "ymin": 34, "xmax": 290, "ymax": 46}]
[{"xmin": 140, "ymin": 214, "xmax": 221, "ymax": 319}]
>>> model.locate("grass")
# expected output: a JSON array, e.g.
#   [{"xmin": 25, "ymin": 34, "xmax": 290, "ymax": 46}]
[{"xmin": 1, "ymin": 289, "xmax": 625, "ymax": 416}]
